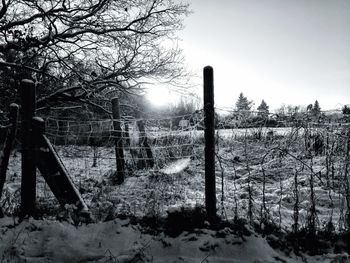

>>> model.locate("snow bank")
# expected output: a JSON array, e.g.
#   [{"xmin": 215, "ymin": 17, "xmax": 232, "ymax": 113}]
[{"xmin": 1, "ymin": 217, "xmax": 348, "ymax": 262}]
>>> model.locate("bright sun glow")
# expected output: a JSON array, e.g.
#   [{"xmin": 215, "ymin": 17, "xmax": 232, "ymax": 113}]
[{"xmin": 146, "ymin": 86, "xmax": 177, "ymax": 107}]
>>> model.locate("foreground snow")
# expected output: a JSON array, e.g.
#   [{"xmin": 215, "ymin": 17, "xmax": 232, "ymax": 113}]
[{"xmin": 0, "ymin": 217, "xmax": 348, "ymax": 262}]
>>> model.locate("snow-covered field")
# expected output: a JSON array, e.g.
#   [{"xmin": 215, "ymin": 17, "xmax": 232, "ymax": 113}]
[
  {"xmin": 1, "ymin": 125, "xmax": 350, "ymax": 261},
  {"xmin": 2, "ymin": 126, "xmax": 348, "ymax": 226}
]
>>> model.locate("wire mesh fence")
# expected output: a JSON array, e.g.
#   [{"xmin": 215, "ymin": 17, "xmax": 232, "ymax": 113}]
[
  {"xmin": 214, "ymin": 109, "xmax": 350, "ymax": 233},
  {"xmin": 18, "ymin": 112, "xmax": 206, "ymax": 220},
  {"xmin": 1, "ymin": 107, "xmax": 350, "ymax": 234},
  {"xmin": 45, "ymin": 112, "xmax": 204, "ymax": 171}
]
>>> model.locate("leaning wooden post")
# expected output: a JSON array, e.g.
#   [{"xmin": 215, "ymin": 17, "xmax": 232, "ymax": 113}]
[
  {"xmin": 32, "ymin": 116, "xmax": 46, "ymax": 159},
  {"xmin": 203, "ymin": 66, "xmax": 216, "ymax": 223},
  {"xmin": 20, "ymin": 79, "xmax": 37, "ymax": 216},
  {"xmin": 0, "ymin": 104, "xmax": 19, "ymax": 206},
  {"xmin": 111, "ymin": 97, "xmax": 125, "ymax": 184}
]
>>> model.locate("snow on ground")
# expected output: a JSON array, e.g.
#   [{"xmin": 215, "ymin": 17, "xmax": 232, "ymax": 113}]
[
  {"xmin": 1, "ymin": 126, "xmax": 349, "ymax": 261},
  {"xmin": 2, "ymin": 132, "xmax": 347, "ymax": 228},
  {"xmin": 1, "ymin": 216, "xmax": 348, "ymax": 262}
]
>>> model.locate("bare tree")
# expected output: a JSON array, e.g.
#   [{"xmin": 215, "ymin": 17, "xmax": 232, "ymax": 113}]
[{"xmin": 0, "ymin": 0, "xmax": 190, "ymax": 111}]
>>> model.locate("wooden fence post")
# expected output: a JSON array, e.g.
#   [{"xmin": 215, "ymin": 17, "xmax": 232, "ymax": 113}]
[
  {"xmin": 20, "ymin": 79, "xmax": 37, "ymax": 216},
  {"xmin": 34, "ymin": 117, "xmax": 89, "ymax": 212},
  {"xmin": 203, "ymin": 66, "xmax": 216, "ymax": 223},
  {"xmin": 111, "ymin": 97, "xmax": 125, "ymax": 184},
  {"xmin": 0, "ymin": 104, "xmax": 19, "ymax": 210}
]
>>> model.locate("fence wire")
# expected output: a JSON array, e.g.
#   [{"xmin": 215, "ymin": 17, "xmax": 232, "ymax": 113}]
[
  {"xmin": 214, "ymin": 108, "xmax": 350, "ymax": 232},
  {"xmin": 19, "ymin": 112, "xmax": 205, "ymax": 220},
  {"xmin": 45, "ymin": 112, "xmax": 204, "ymax": 170},
  {"xmin": 2, "ymin": 107, "xmax": 350, "ymax": 234}
]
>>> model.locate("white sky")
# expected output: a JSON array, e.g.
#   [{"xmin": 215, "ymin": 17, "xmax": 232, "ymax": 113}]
[{"xmin": 170, "ymin": 0, "xmax": 350, "ymax": 111}]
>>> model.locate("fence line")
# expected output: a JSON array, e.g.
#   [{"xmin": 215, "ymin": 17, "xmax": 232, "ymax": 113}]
[{"xmin": 1, "ymin": 88, "xmax": 350, "ymax": 233}]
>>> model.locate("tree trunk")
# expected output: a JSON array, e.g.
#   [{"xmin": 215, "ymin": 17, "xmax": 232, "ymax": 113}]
[{"xmin": 0, "ymin": 104, "xmax": 19, "ymax": 217}]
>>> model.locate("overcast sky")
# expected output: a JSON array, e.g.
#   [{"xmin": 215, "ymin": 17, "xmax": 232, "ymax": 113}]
[{"xmin": 177, "ymin": 0, "xmax": 350, "ymax": 111}]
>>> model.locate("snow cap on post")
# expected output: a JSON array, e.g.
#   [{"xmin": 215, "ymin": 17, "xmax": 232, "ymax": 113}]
[{"xmin": 21, "ymin": 79, "xmax": 34, "ymax": 85}]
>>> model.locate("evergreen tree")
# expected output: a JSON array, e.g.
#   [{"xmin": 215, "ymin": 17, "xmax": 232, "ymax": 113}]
[
  {"xmin": 235, "ymin": 92, "xmax": 253, "ymax": 119},
  {"xmin": 257, "ymin": 100, "xmax": 269, "ymax": 118},
  {"xmin": 312, "ymin": 100, "xmax": 321, "ymax": 117},
  {"xmin": 235, "ymin": 93, "xmax": 253, "ymax": 114}
]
